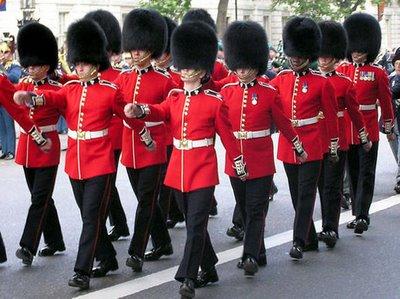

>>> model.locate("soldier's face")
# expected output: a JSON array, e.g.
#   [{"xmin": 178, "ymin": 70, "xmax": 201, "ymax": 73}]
[
  {"xmin": 289, "ymin": 56, "xmax": 309, "ymax": 72},
  {"xmin": 154, "ymin": 53, "xmax": 171, "ymax": 69},
  {"xmin": 131, "ymin": 50, "xmax": 152, "ymax": 67},
  {"xmin": 395, "ymin": 60, "xmax": 400, "ymax": 74},
  {"xmin": 235, "ymin": 68, "xmax": 257, "ymax": 83},
  {"xmin": 75, "ymin": 62, "xmax": 98, "ymax": 80},
  {"xmin": 352, "ymin": 52, "xmax": 367, "ymax": 63},
  {"xmin": 180, "ymin": 69, "xmax": 205, "ymax": 83},
  {"xmin": 27, "ymin": 65, "xmax": 49, "ymax": 80},
  {"xmin": 318, "ymin": 57, "xmax": 336, "ymax": 73}
]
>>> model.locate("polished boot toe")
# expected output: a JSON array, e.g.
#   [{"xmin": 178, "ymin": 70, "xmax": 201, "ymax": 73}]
[
  {"xmin": 243, "ymin": 256, "xmax": 258, "ymax": 276},
  {"xmin": 320, "ymin": 230, "xmax": 337, "ymax": 248},
  {"xmin": 354, "ymin": 218, "xmax": 369, "ymax": 234},
  {"xmin": 289, "ymin": 243, "xmax": 303, "ymax": 260},
  {"xmin": 68, "ymin": 272, "xmax": 90, "ymax": 290},
  {"xmin": 144, "ymin": 243, "xmax": 173, "ymax": 261},
  {"xmin": 38, "ymin": 244, "xmax": 66, "ymax": 257},
  {"xmin": 15, "ymin": 247, "xmax": 34, "ymax": 266},
  {"xmin": 347, "ymin": 219, "xmax": 357, "ymax": 229},
  {"xmin": 108, "ymin": 226, "xmax": 130, "ymax": 242},
  {"xmin": 91, "ymin": 257, "xmax": 118, "ymax": 277},
  {"xmin": 126, "ymin": 255, "xmax": 143, "ymax": 272},
  {"xmin": 194, "ymin": 267, "xmax": 219, "ymax": 288},
  {"xmin": 179, "ymin": 278, "xmax": 195, "ymax": 298},
  {"xmin": 226, "ymin": 225, "xmax": 244, "ymax": 241}
]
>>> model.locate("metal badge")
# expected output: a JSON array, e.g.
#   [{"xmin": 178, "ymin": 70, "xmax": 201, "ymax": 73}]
[
  {"xmin": 251, "ymin": 93, "xmax": 258, "ymax": 105},
  {"xmin": 302, "ymin": 82, "xmax": 308, "ymax": 93},
  {"xmin": 360, "ymin": 71, "xmax": 375, "ymax": 81}
]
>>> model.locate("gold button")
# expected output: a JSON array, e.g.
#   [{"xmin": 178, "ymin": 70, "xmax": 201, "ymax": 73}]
[
  {"xmin": 29, "ymin": 116, "xmax": 33, "ymax": 119},
  {"xmin": 80, "ymin": 117, "xmax": 83, "ymax": 121},
  {"xmin": 183, "ymin": 133, "xmax": 187, "ymax": 137},
  {"xmin": 184, "ymin": 112, "xmax": 188, "ymax": 116},
  {"xmin": 243, "ymin": 104, "xmax": 247, "ymax": 108}
]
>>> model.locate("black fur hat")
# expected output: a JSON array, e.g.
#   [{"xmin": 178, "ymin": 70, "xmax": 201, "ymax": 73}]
[
  {"xmin": 122, "ymin": 9, "xmax": 167, "ymax": 59},
  {"xmin": 171, "ymin": 21, "xmax": 217, "ymax": 73},
  {"xmin": 344, "ymin": 13, "xmax": 381, "ymax": 63},
  {"xmin": 164, "ymin": 16, "xmax": 177, "ymax": 55},
  {"xmin": 182, "ymin": 9, "xmax": 216, "ymax": 32},
  {"xmin": 283, "ymin": 16, "xmax": 321, "ymax": 61},
  {"xmin": 66, "ymin": 19, "xmax": 109, "ymax": 71},
  {"xmin": 84, "ymin": 10, "xmax": 121, "ymax": 55},
  {"xmin": 223, "ymin": 21, "xmax": 268, "ymax": 75},
  {"xmin": 17, "ymin": 22, "xmax": 58, "ymax": 73},
  {"xmin": 318, "ymin": 21, "xmax": 348, "ymax": 60}
]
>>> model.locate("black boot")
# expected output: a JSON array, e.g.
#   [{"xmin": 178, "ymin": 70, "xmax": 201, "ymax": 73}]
[
  {"xmin": 320, "ymin": 230, "xmax": 337, "ymax": 248},
  {"xmin": 68, "ymin": 272, "xmax": 90, "ymax": 290},
  {"xmin": 126, "ymin": 254, "xmax": 143, "ymax": 272},
  {"xmin": 289, "ymin": 242, "xmax": 303, "ymax": 260},
  {"xmin": 144, "ymin": 243, "xmax": 173, "ymax": 261},
  {"xmin": 243, "ymin": 256, "xmax": 258, "ymax": 276},
  {"xmin": 108, "ymin": 225, "xmax": 130, "ymax": 242},
  {"xmin": 179, "ymin": 278, "xmax": 195, "ymax": 298},
  {"xmin": 194, "ymin": 267, "xmax": 219, "ymax": 288},
  {"xmin": 15, "ymin": 247, "xmax": 34, "ymax": 266},
  {"xmin": 38, "ymin": 244, "xmax": 66, "ymax": 257},
  {"xmin": 91, "ymin": 257, "xmax": 119, "ymax": 277},
  {"xmin": 354, "ymin": 218, "xmax": 368, "ymax": 234},
  {"xmin": 226, "ymin": 225, "xmax": 244, "ymax": 241},
  {"xmin": 0, "ymin": 234, "xmax": 6, "ymax": 264}
]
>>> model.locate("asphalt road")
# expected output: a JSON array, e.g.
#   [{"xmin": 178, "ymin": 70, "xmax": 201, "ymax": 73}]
[{"xmin": 0, "ymin": 134, "xmax": 399, "ymax": 299}]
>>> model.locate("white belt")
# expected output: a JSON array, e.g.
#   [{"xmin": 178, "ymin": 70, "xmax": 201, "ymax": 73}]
[
  {"xmin": 337, "ymin": 111, "xmax": 345, "ymax": 118},
  {"xmin": 173, "ymin": 137, "xmax": 214, "ymax": 150},
  {"xmin": 123, "ymin": 120, "xmax": 164, "ymax": 129},
  {"xmin": 291, "ymin": 116, "xmax": 319, "ymax": 127},
  {"xmin": 20, "ymin": 124, "xmax": 57, "ymax": 134},
  {"xmin": 233, "ymin": 129, "xmax": 270, "ymax": 140},
  {"xmin": 68, "ymin": 129, "xmax": 108, "ymax": 140},
  {"xmin": 359, "ymin": 104, "xmax": 377, "ymax": 111}
]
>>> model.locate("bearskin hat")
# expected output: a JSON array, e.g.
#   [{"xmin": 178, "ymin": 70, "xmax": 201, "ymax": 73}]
[
  {"xmin": 164, "ymin": 16, "xmax": 177, "ymax": 55},
  {"xmin": 344, "ymin": 13, "xmax": 381, "ymax": 63},
  {"xmin": 84, "ymin": 10, "xmax": 121, "ymax": 55},
  {"xmin": 223, "ymin": 21, "xmax": 268, "ymax": 75},
  {"xmin": 182, "ymin": 8, "xmax": 216, "ymax": 32},
  {"xmin": 17, "ymin": 22, "xmax": 58, "ymax": 73},
  {"xmin": 393, "ymin": 48, "xmax": 400, "ymax": 65},
  {"xmin": 66, "ymin": 19, "xmax": 109, "ymax": 71},
  {"xmin": 171, "ymin": 21, "xmax": 217, "ymax": 73},
  {"xmin": 122, "ymin": 9, "xmax": 167, "ymax": 59},
  {"xmin": 318, "ymin": 21, "xmax": 348, "ymax": 60},
  {"xmin": 283, "ymin": 16, "xmax": 321, "ymax": 61}
]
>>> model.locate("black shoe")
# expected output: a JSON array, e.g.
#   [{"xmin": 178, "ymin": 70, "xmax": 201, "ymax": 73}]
[
  {"xmin": 15, "ymin": 247, "xmax": 34, "ymax": 266},
  {"xmin": 209, "ymin": 205, "xmax": 218, "ymax": 216},
  {"xmin": 126, "ymin": 254, "xmax": 143, "ymax": 272},
  {"xmin": 194, "ymin": 267, "xmax": 218, "ymax": 288},
  {"xmin": 303, "ymin": 242, "xmax": 319, "ymax": 252},
  {"xmin": 226, "ymin": 225, "xmax": 244, "ymax": 241},
  {"xmin": 320, "ymin": 230, "xmax": 337, "ymax": 248},
  {"xmin": 166, "ymin": 219, "xmax": 184, "ymax": 229},
  {"xmin": 289, "ymin": 243, "xmax": 303, "ymax": 260},
  {"xmin": 38, "ymin": 244, "xmax": 66, "ymax": 257},
  {"xmin": 269, "ymin": 183, "xmax": 278, "ymax": 201},
  {"xmin": 68, "ymin": 272, "xmax": 90, "ymax": 290},
  {"xmin": 179, "ymin": 278, "xmax": 195, "ymax": 298},
  {"xmin": 144, "ymin": 243, "xmax": 173, "ymax": 261},
  {"xmin": 108, "ymin": 225, "xmax": 130, "ymax": 242},
  {"xmin": 394, "ymin": 182, "xmax": 400, "ymax": 194},
  {"xmin": 347, "ymin": 219, "xmax": 357, "ymax": 229},
  {"xmin": 354, "ymin": 218, "xmax": 368, "ymax": 234},
  {"xmin": 237, "ymin": 259, "xmax": 244, "ymax": 269},
  {"xmin": 341, "ymin": 194, "xmax": 351, "ymax": 210},
  {"xmin": 243, "ymin": 256, "xmax": 258, "ymax": 276},
  {"xmin": 91, "ymin": 257, "xmax": 119, "ymax": 277}
]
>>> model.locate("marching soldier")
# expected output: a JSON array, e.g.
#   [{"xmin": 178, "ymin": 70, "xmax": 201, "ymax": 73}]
[
  {"xmin": 84, "ymin": 9, "xmax": 130, "ymax": 242},
  {"xmin": 14, "ymin": 18, "xmax": 149, "ymax": 290},
  {"xmin": 1, "ymin": 70, "xmax": 50, "ymax": 265},
  {"xmin": 116, "ymin": 9, "xmax": 174, "ymax": 272},
  {"xmin": 338, "ymin": 13, "xmax": 394, "ymax": 234},
  {"xmin": 14, "ymin": 22, "xmax": 65, "ymax": 266},
  {"xmin": 124, "ymin": 20, "xmax": 247, "ymax": 299},
  {"xmin": 270, "ymin": 16, "xmax": 339, "ymax": 260},
  {"xmin": 316, "ymin": 20, "xmax": 371, "ymax": 248},
  {"xmin": 221, "ymin": 20, "xmax": 307, "ymax": 276}
]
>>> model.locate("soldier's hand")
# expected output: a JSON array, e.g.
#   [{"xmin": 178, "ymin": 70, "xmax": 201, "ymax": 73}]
[
  {"xmin": 298, "ymin": 151, "xmax": 308, "ymax": 163},
  {"xmin": 387, "ymin": 133, "xmax": 396, "ymax": 142},
  {"xmin": 362, "ymin": 140, "xmax": 372, "ymax": 152},
  {"xmin": 40, "ymin": 138, "xmax": 52, "ymax": 152},
  {"xmin": 13, "ymin": 91, "xmax": 31, "ymax": 106},
  {"xmin": 124, "ymin": 103, "xmax": 137, "ymax": 118}
]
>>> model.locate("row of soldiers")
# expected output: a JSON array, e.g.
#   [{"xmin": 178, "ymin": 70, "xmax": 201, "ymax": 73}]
[{"xmin": 0, "ymin": 7, "xmax": 395, "ymax": 299}]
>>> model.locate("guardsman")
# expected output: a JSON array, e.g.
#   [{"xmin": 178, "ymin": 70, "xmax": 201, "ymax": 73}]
[
  {"xmin": 270, "ymin": 17, "xmax": 339, "ymax": 260},
  {"xmin": 14, "ymin": 19, "xmax": 149, "ymax": 290},
  {"xmin": 116, "ymin": 9, "xmax": 174, "ymax": 273},
  {"xmin": 338, "ymin": 13, "xmax": 394, "ymax": 234},
  {"xmin": 221, "ymin": 21, "xmax": 307, "ymax": 276},
  {"xmin": 14, "ymin": 22, "xmax": 65, "ymax": 266},
  {"xmin": 153, "ymin": 16, "xmax": 185, "ymax": 229},
  {"xmin": 1, "ymin": 71, "xmax": 50, "ymax": 265},
  {"xmin": 316, "ymin": 20, "xmax": 372, "ymax": 248},
  {"xmin": 84, "ymin": 9, "xmax": 130, "ymax": 243},
  {"xmin": 124, "ymin": 20, "xmax": 247, "ymax": 299}
]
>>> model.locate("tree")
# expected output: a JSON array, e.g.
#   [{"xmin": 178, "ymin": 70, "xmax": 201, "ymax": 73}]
[
  {"xmin": 216, "ymin": 0, "xmax": 230, "ymax": 37},
  {"xmin": 139, "ymin": 0, "xmax": 192, "ymax": 21}
]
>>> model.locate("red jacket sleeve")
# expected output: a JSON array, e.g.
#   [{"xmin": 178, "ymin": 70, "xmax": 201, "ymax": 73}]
[
  {"xmin": 39, "ymin": 88, "xmax": 67, "ymax": 111},
  {"xmin": 344, "ymin": 82, "xmax": 365, "ymax": 131},
  {"xmin": 113, "ymin": 88, "xmax": 143, "ymax": 131},
  {"xmin": 143, "ymin": 97, "xmax": 171, "ymax": 122},
  {"xmin": 271, "ymin": 93, "xmax": 297, "ymax": 141},
  {"xmin": 321, "ymin": 79, "xmax": 339, "ymax": 141},
  {"xmin": 377, "ymin": 68, "xmax": 394, "ymax": 122}
]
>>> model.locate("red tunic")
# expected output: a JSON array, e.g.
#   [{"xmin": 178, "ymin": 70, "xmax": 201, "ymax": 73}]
[
  {"xmin": 336, "ymin": 62, "xmax": 393, "ymax": 144},
  {"xmin": 37, "ymin": 78, "xmax": 141, "ymax": 180},
  {"xmin": 141, "ymin": 87, "xmax": 241, "ymax": 192},
  {"xmin": 270, "ymin": 69, "xmax": 339, "ymax": 164},
  {"xmin": 115, "ymin": 66, "xmax": 175, "ymax": 169},
  {"xmin": 101, "ymin": 67, "xmax": 123, "ymax": 150},
  {"xmin": 15, "ymin": 77, "xmax": 62, "ymax": 167},
  {"xmin": 212, "ymin": 59, "xmax": 229, "ymax": 81},
  {"xmin": 221, "ymin": 79, "xmax": 298, "ymax": 179}
]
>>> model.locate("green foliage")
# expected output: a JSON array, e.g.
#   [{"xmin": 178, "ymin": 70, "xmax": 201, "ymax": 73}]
[{"xmin": 139, "ymin": 0, "xmax": 192, "ymax": 21}]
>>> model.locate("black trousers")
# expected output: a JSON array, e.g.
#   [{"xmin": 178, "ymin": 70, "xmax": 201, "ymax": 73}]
[
  {"xmin": 230, "ymin": 176, "xmax": 272, "ymax": 261},
  {"xmin": 158, "ymin": 145, "xmax": 184, "ymax": 222},
  {"xmin": 127, "ymin": 165, "xmax": 171, "ymax": 257},
  {"xmin": 232, "ymin": 203, "xmax": 243, "ymax": 228},
  {"xmin": 108, "ymin": 150, "xmax": 128, "ymax": 230},
  {"xmin": 174, "ymin": 187, "xmax": 218, "ymax": 282},
  {"xmin": 19, "ymin": 166, "xmax": 64, "ymax": 255},
  {"xmin": 347, "ymin": 142, "xmax": 379, "ymax": 220},
  {"xmin": 70, "ymin": 174, "xmax": 115, "ymax": 275},
  {"xmin": 284, "ymin": 161, "xmax": 321, "ymax": 246},
  {"xmin": 318, "ymin": 152, "xmax": 347, "ymax": 233},
  {"xmin": 0, "ymin": 231, "xmax": 6, "ymax": 263}
]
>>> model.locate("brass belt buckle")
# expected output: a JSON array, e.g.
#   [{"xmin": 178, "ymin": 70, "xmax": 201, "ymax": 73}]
[
  {"xmin": 179, "ymin": 139, "xmax": 189, "ymax": 149},
  {"xmin": 291, "ymin": 120, "xmax": 299, "ymax": 127},
  {"xmin": 77, "ymin": 131, "xmax": 86, "ymax": 140},
  {"xmin": 238, "ymin": 131, "xmax": 247, "ymax": 139}
]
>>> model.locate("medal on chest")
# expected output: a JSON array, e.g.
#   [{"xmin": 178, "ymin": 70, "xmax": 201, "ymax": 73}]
[
  {"xmin": 302, "ymin": 82, "xmax": 308, "ymax": 93},
  {"xmin": 251, "ymin": 93, "xmax": 258, "ymax": 105},
  {"xmin": 360, "ymin": 71, "xmax": 375, "ymax": 81}
]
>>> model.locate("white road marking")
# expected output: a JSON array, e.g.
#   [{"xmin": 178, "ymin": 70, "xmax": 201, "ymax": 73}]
[{"xmin": 75, "ymin": 194, "xmax": 400, "ymax": 299}]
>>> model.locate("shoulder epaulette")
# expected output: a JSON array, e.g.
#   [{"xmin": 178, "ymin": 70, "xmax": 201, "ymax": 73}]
[
  {"xmin": 258, "ymin": 81, "xmax": 276, "ymax": 91},
  {"xmin": 19, "ymin": 76, "xmax": 32, "ymax": 83},
  {"xmin": 310, "ymin": 70, "xmax": 326, "ymax": 78},
  {"xmin": 153, "ymin": 67, "xmax": 171, "ymax": 78},
  {"xmin": 370, "ymin": 63, "xmax": 384, "ymax": 70},
  {"xmin": 221, "ymin": 82, "xmax": 239, "ymax": 89},
  {"xmin": 64, "ymin": 80, "xmax": 80, "ymax": 86},
  {"xmin": 48, "ymin": 79, "xmax": 63, "ymax": 87},
  {"xmin": 168, "ymin": 88, "xmax": 184, "ymax": 97},
  {"xmin": 204, "ymin": 89, "xmax": 223, "ymax": 100},
  {"xmin": 276, "ymin": 69, "xmax": 292, "ymax": 76},
  {"xmin": 336, "ymin": 72, "xmax": 352, "ymax": 82},
  {"xmin": 99, "ymin": 79, "xmax": 117, "ymax": 90}
]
